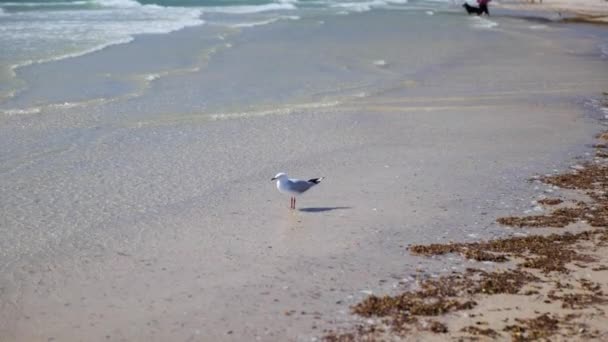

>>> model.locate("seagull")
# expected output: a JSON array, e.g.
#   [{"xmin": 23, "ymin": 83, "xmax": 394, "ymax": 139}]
[{"xmin": 271, "ymin": 172, "xmax": 324, "ymax": 209}]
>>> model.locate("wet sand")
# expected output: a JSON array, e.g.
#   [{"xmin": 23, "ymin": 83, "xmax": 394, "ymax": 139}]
[{"xmin": 1, "ymin": 9, "xmax": 608, "ymax": 342}]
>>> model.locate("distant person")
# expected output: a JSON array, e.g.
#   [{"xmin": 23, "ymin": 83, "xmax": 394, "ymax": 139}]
[
  {"xmin": 477, "ymin": 0, "xmax": 491, "ymax": 16},
  {"xmin": 462, "ymin": 0, "xmax": 490, "ymax": 16}
]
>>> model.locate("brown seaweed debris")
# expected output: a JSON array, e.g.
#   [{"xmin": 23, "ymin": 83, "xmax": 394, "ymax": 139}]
[
  {"xmin": 597, "ymin": 150, "xmax": 608, "ymax": 158},
  {"xmin": 547, "ymin": 280, "xmax": 607, "ymax": 310},
  {"xmin": 496, "ymin": 163, "xmax": 608, "ymax": 228},
  {"xmin": 353, "ymin": 293, "xmax": 476, "ymax": 317},
  {"xmin": 426, "ymin": 320, "xmax": 448, "ymax": 333},
  {"xmin": 410, "ymin": 231, "xmax": 597, "ymax": 273},
  {"xmin": 461, "ymin": 325, "xmax": 500, "ymax": 338},
  {"xmin": 542, "ymin": 163, "xmax": 608, "ymax": 190},
  {"xmin": 473, "ymin": 269, "xmax": 539, "ymax": 295},
  {"xmin": 322, "ymin": 332, "xmax": 356, "ymax": 342},
  {"xmin": 537, "ymin": 198, "xmax": 563, "ymax": 206},
  {"xmin": 561, "ymin": 293, "xmax": 605, "ymax": 309},
  {"xmin": 463, "ymin": 249, "xmax": 508, "ymax": 262},
  {"xmin": 504, "ymin": 313, "xmax": 559, "ymax": 341},
  {"xmin": 496, "ymin": 207, "xmax": 583, "ymax": 228},
  {"xmin": 353, "ymin": 268, "xmax": 537, "ymax": 322}
]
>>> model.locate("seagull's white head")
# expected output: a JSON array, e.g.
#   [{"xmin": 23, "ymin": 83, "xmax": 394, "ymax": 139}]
[{"xmin": 271, "ymin": 172, "xmax": 288, "ymax": 181}]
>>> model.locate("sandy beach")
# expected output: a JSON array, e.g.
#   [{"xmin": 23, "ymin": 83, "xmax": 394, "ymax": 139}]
[
  {"xmin": 498, "ymin": 0, "xmax": 608, "ymax": 23},
  {"xmin": 1, "ymin": 1, "xmax": 608, "ymax": 341}
]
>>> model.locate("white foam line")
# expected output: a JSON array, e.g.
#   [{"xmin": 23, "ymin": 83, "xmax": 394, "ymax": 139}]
[
  {"xmin": 204, "ymin": 3, "xmax": 296, "ymax": 14},
  {"xmin": 3, "ymin": 10, "xmax": 205, "ymax": 100},
  {"xmin": 0, "ymin": 1, "xmax": 89, "ymax": 7},
  {"xmin": 231, "ymin": 18, "xmax": 281, "ymax": 28},
  {"xmin": 1, "ymin": 107, "xmax": 42, "ymax": 116},
  {"xmin": 529, "ymin": 24, "xmax": 548, "ymax": 30},
  {"xmin": 230, "ymin": 15, "xmax": 300, "ymax": 28},
  {"xmin": 469, "ymin": 16, "xmax": 498, "ymax": 29},
  {"xmin": 331, "ymin": 1, "xmax": 387, "ymax": 13},
  {"xmin": 1, "ymin": 37, "xmax": 229, "ymax": 116},
  {"xmin": 94, "ymin": 0, "xmax": 142, "ymax": 8},
  {"xmin": 9, "ymin": 36, "xmax": 135, "ymax": 77},
  {"xmin": 209, "ymin": 100, "xmax": 340, "ymax": 120}
]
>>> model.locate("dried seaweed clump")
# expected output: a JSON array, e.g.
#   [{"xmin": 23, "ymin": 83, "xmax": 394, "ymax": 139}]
[
  {"xmin": 472, "ymin": 269, "xmax": 539, "ymax": 295},
  {"xmin": 352, "ymin": 268, "xmax": 538, "ymax": 322},
  {"xmin": 461, "ymin": 325, "xmax": 500, "ymax": 338},
  {"xmin": 547, "ymin": 279, "xmax": 607, "ymax": 309},
  {"xmin": 426, "ymin": 320, "xmax": 448, "ymax": 333},
  {"xmin": 353, "ymin": 293, "xmax": 476, "ymax": 317},
  {"xmin": 410, "ymin": 231, "xmax": 596, "ymax": 273},
  {"xmin": 537, "ymin": 198, "xmax": 563, "ymax": 206},
  {"xmin": 496, "ymin": 207, "xmax": 583, "ymax": 228},
  {"xmin": 463, "ymin": 249, "xmax": 508, "ymax": 262},
  {"xmin": 504, "ymin": 313, "xmax": 559, "ymax": 341}
]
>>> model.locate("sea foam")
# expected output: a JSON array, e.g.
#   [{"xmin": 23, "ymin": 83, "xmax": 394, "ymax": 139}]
[
  {"xmin": 205, "ymin": 3, "xmax": 296, "ymax": 14},
  {"xmin": 95, "ymin": 0, "xmax": 142, "ymax": 8},
  {"xmin": 469, "ymin": 16, "xmax": 498, "ymax": 29}
]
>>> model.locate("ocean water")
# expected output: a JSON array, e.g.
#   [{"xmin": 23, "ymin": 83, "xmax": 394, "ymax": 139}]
[{"xmin": 0, "ymin": 0, "xmax": 458, "ymax": 105}]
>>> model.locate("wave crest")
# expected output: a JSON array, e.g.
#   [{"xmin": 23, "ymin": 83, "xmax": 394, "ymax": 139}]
[{"xmin": 94, "ymin": 0, "xmax": 142, "ymax": 8}]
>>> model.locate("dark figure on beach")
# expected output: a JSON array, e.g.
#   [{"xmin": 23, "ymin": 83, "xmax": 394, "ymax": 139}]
[
  {"xmin": 462, "ymin": 0, "xmax": 490, "ymax": 16},
  {"xmin": 478, "ymin": 0, "xmax": 490, "ymax": 15}
]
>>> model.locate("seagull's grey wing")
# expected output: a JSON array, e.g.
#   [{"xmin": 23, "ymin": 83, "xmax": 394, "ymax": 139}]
[{"xmin": 288, "ymin": 179, "xmax": 316, "ymax": 194}]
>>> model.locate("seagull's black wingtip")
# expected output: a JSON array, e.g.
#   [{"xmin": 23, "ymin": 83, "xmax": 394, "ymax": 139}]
[{"xmin": 308, "ymin": 177, "xmax": 324, "ymax": 184}]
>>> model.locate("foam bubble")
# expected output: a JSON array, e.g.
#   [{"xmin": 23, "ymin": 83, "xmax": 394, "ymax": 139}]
[
  {"xmin": 373, "ymin": 59, "xmax": 387, "ymax": 67},
  {"xmin": 144, "ymin": 73, "xmax": 161, "ymax": 81},
  {"xmin": 600, "ymin": 43, "xmax": 608, "ymax": 58}
]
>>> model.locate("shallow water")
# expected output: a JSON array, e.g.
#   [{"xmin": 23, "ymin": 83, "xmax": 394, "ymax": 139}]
[{"xmin": 0, "ymin": 0, "xmax": 451, "ymax": 102}]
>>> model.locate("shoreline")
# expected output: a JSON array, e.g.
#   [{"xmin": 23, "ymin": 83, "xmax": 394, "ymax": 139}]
[
  {"xmin": 497, "ymin": 0, "xmax": 608, "ymax": 24},
  {"xmin": 323, "ymin": 94, "xmax": 608, "ymax": 341}
]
